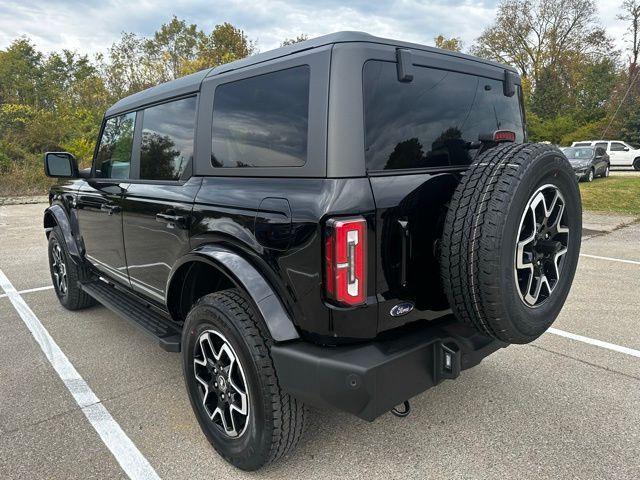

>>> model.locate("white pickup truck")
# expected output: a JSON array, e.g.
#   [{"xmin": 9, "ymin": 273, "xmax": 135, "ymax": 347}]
[{"xmin": 571, "ymin": 140, "xmax": 640, "ymax": 170}]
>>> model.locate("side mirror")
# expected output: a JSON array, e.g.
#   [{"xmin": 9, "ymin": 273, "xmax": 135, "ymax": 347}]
[
  {"xmin": 623, "ymin": 146, "xmax": 630, "ymax": 151},
  {"xmin": 44, "ymin": 152, "xmax": 79, "ymax": 178}
]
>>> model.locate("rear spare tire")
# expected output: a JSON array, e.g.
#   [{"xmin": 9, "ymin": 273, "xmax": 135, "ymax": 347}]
[{"xmin": 441, "ymin": 143, "xmax": 581, "ymax": 344}]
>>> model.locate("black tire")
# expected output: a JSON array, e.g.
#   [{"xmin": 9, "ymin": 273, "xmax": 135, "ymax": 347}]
[
  {"xmin": 586, "ymin": 168, "xmax": 594, "ymax": 182},
  {"xmin": 48, "ymin": 226, "xmax": 96, "ymax": 310},
  {"xmin": 634, "ymin": 158, "xmax": 640, "ymax": 171},
  {"xmin": 182, "ymin": 289, "xmax": 306, "ymax": 471},
  {"xmin": 440, "ymin": 143, "xmax": 581, "ymax": 344},
  {"xmin": 602, "ymin": 165, "xmax": 610, "ymax": 178}
]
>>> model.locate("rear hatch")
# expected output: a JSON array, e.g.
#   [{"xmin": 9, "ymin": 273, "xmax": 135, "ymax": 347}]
[{"xmin": 363, "ymin": 58, "xmax": 526, "ymax": 332}]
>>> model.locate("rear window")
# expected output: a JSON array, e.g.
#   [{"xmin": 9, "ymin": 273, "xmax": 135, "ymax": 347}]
[
  {"xmin": 211, "ymin": 66, "xmax": 310, "ymax": 168},
  {"xmin": 363, "ymin": 61, "xmax": 525, "ymax": 171}
]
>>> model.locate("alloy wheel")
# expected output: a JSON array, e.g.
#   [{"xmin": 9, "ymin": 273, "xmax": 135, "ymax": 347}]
[
  {"xmin": 193, "ymin": 329, "xmax": 250, "ymax": 438},
  {"xmin": 515, "ymin": 185, "xmax": 570, "ymax": 308},
  {"xmin": 51, "ymin": 242, "xmax": 68, "ymax": 296}
]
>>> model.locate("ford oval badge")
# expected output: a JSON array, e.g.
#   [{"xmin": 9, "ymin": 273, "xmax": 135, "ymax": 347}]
[{"xmin": 390, "ymin": 302, "xmax": 414, "ymax": 317}]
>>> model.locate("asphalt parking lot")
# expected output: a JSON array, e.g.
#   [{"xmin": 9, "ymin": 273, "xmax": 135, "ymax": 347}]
[{"xmin": 1, "ymin": 203, "xmax": 639, "ymax": 480}]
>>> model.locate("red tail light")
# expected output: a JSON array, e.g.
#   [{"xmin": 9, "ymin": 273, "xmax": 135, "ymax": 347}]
[
  {"xmin": 493, "ymin": 130, "xmax": 516, "ymax": 142},
  {"xmin": 324, "ymin": 217, "xmax": 367, "ymax": 306}
]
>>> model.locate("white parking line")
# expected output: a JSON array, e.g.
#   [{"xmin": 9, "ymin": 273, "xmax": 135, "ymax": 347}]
[
  {"xmin": 547, "ymin": 327, "xmax": 640, "ymax": 358},
  {"xmin": 580, "ymin": 253, "xmax": 640, "ymax": 265},
  {"xmin": 0, "ymin": 285, "xmax": 54, "ymax": 299},
  {"xmin": 0, "ymin": 269, "xmax": 161, "ymax": 480}
]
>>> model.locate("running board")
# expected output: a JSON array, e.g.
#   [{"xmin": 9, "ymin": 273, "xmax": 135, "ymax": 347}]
[{"xmin": 80, "ymin": 280, "xmax": 181, "ymax": 352}]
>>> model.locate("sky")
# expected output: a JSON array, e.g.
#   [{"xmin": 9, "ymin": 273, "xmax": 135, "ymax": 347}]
[{"xmin": 0, "ymin": 0, "xmax": 632, "ymax": 59}]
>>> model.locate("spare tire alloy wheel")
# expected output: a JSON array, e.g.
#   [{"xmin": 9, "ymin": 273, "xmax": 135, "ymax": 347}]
[
  {"xmin": 441, "ymin": 143, "xmax": 582, "ymax": 344},
  {"xmin": 515, "ymin": 185, "xmax": 569, "ymax": 307},
  {"xmin": 193, "ymin": 329, "xmax": 250, "ymax": 438}
]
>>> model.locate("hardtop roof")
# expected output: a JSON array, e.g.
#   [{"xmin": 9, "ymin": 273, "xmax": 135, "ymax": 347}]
[{"xmin": 105, "ymin": 31, "xmax": 518, "ymax": 117}]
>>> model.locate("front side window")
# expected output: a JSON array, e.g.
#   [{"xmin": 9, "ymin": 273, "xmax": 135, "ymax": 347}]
[
  {"xmin": 211, "ymin": 66, "xmax": 310, "ymax": 168},
  {"xmin": 95, "ymin": 112, "xmax": 136, "ymax": 179},
  {"xmin": 610, "ymin": 142, "xmax": 627, "ymax": 151},
  {"xmin": 140, "ymin": 97, "xmax": 197, "ymax": 181},
  {"xmin": 363, "ymin": 61, "xmax": 525, "ymax": 171}
]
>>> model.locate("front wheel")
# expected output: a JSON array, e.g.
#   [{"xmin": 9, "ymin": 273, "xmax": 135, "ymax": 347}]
[
  {"xmin": 634, "ymin": 158, "xmax": 640, "ymax": 171},
  {"xmin": 48, "ymin": 226, "xmax": 96, "ymax": 310},
  {"xmin": 586, "ymin": 168, "xmax": 594, "ymax": 182},
  {"xmin": 182, "ymin": 289, "xmax": 306, "ymax": 471}
]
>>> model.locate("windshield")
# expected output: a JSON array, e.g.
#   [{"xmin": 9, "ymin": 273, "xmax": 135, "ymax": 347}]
[
  {"xmin": 561, "ymin": 147, "xmax": 594, "ymax": 160},
  {"xmin": 628, "ymin": 142, "xmax": 640, "ymax": 149}
]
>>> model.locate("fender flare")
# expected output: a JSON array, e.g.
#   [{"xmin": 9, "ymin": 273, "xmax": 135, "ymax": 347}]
[
  {"xmin": 44, "ymin": 204, "xmax": 81, "ymax": 260},
  {"xmin": 168, "ymin": 245, "xmax": 300, "ymax": 342}
]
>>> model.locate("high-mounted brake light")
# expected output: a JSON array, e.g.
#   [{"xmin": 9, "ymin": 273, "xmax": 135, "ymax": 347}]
[
  {"xmin": 324, "ymin": 217, "xmax": 367, "ymax": 306},
  {"xmin": 493, "ymin": 130, "xmax": 516, "ymax": 142}
]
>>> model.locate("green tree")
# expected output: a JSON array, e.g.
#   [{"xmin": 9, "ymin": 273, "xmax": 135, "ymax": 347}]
[{"xmin": 434, "ymin": 35, "xmax": 462, "ymax": 52}]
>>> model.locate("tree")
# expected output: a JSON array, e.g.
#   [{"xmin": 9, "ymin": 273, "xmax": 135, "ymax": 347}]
[
  {"xmin": 145, "ymin": 16, "xmax": 202, "ymax": 81},
  {"xmin": 281, "ymin": 35, "xmax": 309, "ymax": 47},
  {"xmin": 472, "ymin": 0, "xmax": 611, "ymax": 87},
  {"xmin": 434, "ymin": 35, "xmax": 462, "ymax": 52},
  {"xmin": 618, "ymin": 0, "xmax": 640, "ymax": 68}
]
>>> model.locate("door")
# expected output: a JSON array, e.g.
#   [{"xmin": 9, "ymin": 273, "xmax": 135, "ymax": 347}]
[
  {"xmin": 608, "ymin": 141, "xmax": 629, "ymax": 167},
  {"xmin": 363, "ymin": 60, "xmax": 526, "ymax": 330},
  {"xmin": 77, "ymin": 112, "xmax": 136, "ymax": 286},
  {"xmin": 122, "ymin": 96, "xmax": 200, "ymax": 303},
  {"xmin": 593, "ymin": 146, "xmax": 608, "ymax": 174}
]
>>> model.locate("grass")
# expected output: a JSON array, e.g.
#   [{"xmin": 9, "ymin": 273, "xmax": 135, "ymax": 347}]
[{"xmin": 579, "ymin": 176, "xmax": 640, "ymax": 216}]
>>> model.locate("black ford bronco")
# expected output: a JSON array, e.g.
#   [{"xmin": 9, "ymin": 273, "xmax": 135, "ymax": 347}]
[{"xmin": 43, "ymin": 32, "xmax": 581, "ymax": 470}]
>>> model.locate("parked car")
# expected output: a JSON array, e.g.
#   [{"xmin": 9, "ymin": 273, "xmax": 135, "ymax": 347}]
[
  {"xmin": 560, "ymin": 146, "xmax": 610, "ymax": 181},
  {"xmin": 42, "ymin": 32, "xmax": 582, "ymax": 470},
  {"xmin": 571, "ymin": 140, "xmax": 640, "ymax": 170}
]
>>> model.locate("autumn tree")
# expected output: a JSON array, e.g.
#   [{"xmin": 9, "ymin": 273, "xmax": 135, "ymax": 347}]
[
  {"xmin": 281, "ymin": 35, "xmax": 309, "ymax": 47},
  {"xmin": 434, "ymin": 35, "xmax": 462, "ymax": 52}
]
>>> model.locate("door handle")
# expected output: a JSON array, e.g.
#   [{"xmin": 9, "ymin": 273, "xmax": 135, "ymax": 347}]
[
  {"xmin": 100, "ymin": 204, "xmax": 121, "ymax": 215},
  {"xmin": 156, "ymin": 212, "xmax": 189, "ymax": 228}
]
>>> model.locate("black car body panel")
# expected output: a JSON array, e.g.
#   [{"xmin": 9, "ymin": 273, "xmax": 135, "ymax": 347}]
[{"xmin": 44, "ymin": 31, "xmax": 522, "ymax": 420}]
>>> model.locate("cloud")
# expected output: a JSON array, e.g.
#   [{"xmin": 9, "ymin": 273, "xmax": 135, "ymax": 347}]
[{"xmin": 0, "ymin": 0, "xmax": 630, "ymax": 60}]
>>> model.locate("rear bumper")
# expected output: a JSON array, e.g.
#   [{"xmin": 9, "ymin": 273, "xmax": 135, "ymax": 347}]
[{"xmin": 271, "ymin": 316, "xmax": 505, "ymax": 421}]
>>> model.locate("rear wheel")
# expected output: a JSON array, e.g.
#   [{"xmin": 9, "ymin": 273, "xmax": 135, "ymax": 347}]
[
  {"xmin": 48, "ymin": 226, "xmax": 96, "ymax": 310},
  {"xmin": 440, "ymin": 143, "xmax": 581, "ymax": 344},
  {"xmin": 603, "ymin": 165, "xmax": 610, "ymax": 178},
  {"xmin": 182, "ymin": 289, "xmax": 306, "ymax": 470},
  {"xmin": 634, "ymin": 158, "xmax": 640, "ymax": 171}
]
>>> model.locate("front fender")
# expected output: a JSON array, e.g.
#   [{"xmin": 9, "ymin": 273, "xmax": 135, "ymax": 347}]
[
  {"xmin": 44, "ymin": 204, "xmax": 81, "ymax": 260},
  {"xmin": 169, "ymin": 245, "xmax": 300, "ymax": 342}
]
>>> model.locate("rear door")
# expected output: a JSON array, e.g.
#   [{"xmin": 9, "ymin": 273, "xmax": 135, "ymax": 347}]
[
  {"xmin": 77, "ymin": 112, "xmax": 135, "ymax": 286},
  {"xmin": 121, "ymin": 96, "xmax": 201, "ymax": 304},
  {"xmin": 362, "ymin": 57, "xmax": 525, "ymax": 331}
]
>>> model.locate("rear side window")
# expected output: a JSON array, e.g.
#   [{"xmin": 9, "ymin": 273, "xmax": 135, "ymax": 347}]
[
  {"xmin": 211, "ymin": 66, "xmax": 310, "ymax": 168},
  {"xmin": 140, "ymin": 97, "xmax": 197, "ymax": 181},
  {"xmin": 594, "ymin": 142, "xmax": 607, "ymax": 150},
  {"xmin": 573, "ymin": 142, "xmax": 592, "ymax": 147},
  {"xmin": 363, "ymin": 61, "xmax": 525, "ymax": 171},
  {"xmin": 95, "ymin": 112, "xmax": 136, "ymax": 179}
]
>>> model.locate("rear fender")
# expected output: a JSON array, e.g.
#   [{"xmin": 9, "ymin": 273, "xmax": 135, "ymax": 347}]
[{"xmin": 169, "ymin": 244, "xmax": 300, "ymax": 342}]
